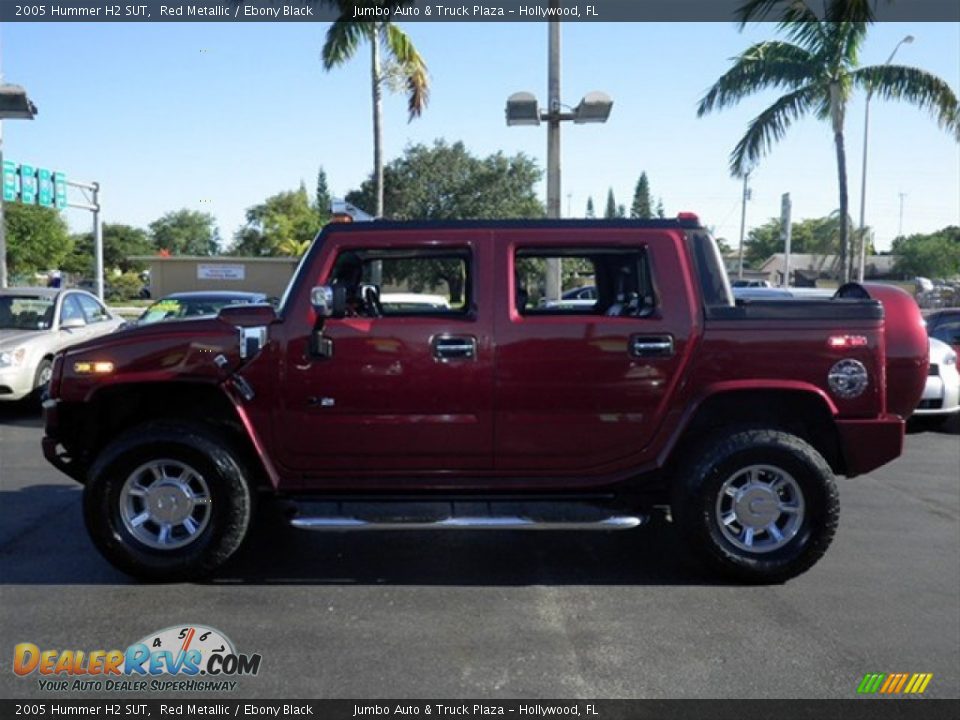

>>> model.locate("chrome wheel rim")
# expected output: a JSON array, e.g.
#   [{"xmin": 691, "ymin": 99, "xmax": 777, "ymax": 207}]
[
  {"xmin": 37, "ymin": 364, "xmax": 52, "ymax": 387},
  {"xmin": 119, "ymin": 460, "xmax": 212, "ymax": 550},
  {"xmin": 715, "ymin": 464, "xmax": 805, "ymax": 554}
]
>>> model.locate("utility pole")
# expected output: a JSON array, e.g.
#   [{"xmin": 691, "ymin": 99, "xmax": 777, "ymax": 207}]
[
  {"xmin": 737, "ymin": 171, "xmax": 750, "ymax": 279},
  {"xmin": 66, "ymin": 178, "xmax": 104, "ymax": 299},
  {"xmin": 780, "ymin": 193, "xmax": 792, "ymax": 288},
  {"xmin": 544, "ymin": 11, "xmax": 562, "ymax": 301}
]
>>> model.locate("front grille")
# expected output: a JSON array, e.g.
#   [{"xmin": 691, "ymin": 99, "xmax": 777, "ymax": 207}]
[
  {"xmin": 928, "ymin": 363, "xmax": 939, "ymax": 376},
  {"xmin": 917, "ymin": 399, "xmax": 943, "ymax": 410}
]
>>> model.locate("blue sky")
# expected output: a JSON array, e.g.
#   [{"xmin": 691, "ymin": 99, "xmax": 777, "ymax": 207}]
[{"xmin": 3, "ymin": 21, "xmax": 958, "ymax": 252}]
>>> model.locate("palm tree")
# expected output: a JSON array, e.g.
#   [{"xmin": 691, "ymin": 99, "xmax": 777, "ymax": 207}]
[
  {"xmin": 698, "ymin": 17, "xmax": 959, "ymax": 281},
  {"xmin": 322, "ymin": 8, "xmax": 429, "ymax": 218}
]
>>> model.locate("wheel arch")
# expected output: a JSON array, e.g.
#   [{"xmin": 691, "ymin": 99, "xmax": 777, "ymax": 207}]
[
  {"xmin": 77, "ymin": 381, "xmax": 277, "ymax": 489},
  {"xmin": 660, "ymin": 384, "xmax": 845, "ymax": 477}
]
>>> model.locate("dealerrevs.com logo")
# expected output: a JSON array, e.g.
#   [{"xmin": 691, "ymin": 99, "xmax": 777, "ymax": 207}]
[{"xmin": 13, "ymin": 624, "xmax": 262, "ymax": 692}]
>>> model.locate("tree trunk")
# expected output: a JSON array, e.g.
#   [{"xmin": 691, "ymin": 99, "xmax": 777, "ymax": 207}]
[
  {"xmin": 371, "ymin": 24, "xmax": 384, "ymax": 218},
  {"xmin": 830, "ymin": 84, "xmax": 849, "ymax": 283}
]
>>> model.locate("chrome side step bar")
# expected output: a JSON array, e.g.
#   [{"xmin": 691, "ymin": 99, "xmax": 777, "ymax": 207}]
[{"xmin": 290, "ymin": 510, "xmax": 646, "ymax": 532}]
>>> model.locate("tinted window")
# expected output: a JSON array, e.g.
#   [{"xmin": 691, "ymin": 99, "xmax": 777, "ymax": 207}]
[
  {"xmin": 931, "ymin": 317, "xmax": 960, "ymax": 345},
  {"xmin": 0, "ymin": 295, "xmax": 55, "ymax": 330},
  {"xmin": 329, "ymin": 248, "xmax": 471, "ymax": 317},
  {"xmin": 515, "ymin": 248, "xmax": 654, "ymax": 317},
  {"xmin": 60, "ymin": 295, "xmax": 87, "ymax": 325},
  {"xmin": 77, "ymin": 294, "xmax": 110, "ymax": 323}
]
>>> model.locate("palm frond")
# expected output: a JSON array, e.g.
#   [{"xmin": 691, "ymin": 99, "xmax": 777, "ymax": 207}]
[
  {"xmin": 384, "ymin": 23, "xmax": 430, "ymax": 120},
  {"xmin": 852, "ymin": 64, "xmax": 960, "ymax": 139},
  {"xmin": 697, "ymin": 41, "xmax": 817, "ymax": 116},
  {"xmin": 321, "ymin": 19, "xmax": 370, "ymax": 69},
  {"xmin": 729, "ymin": 84, "xmax": 820, "ymax": 176},
  {"xmin": 825, "ymin": 0, "xmax": 883, "ymax": 23},
  {"xmin": 736, "ymin": 0, "xmax": 820, "ymax": 27}
]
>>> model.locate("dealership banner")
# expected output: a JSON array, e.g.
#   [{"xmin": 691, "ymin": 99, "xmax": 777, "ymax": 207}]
[
  {"xmin": 2, "ymin": 700, "xmax": 959, "ymax": 719},
  {"xmin": 0, "ymin": 1, "xmax": 957, "ymax": 23}
]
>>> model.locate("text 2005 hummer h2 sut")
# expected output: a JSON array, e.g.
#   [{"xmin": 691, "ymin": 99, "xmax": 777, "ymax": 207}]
[{"xmin": 42, "ymin": 217, "xmax": 929, "ymax": 582}]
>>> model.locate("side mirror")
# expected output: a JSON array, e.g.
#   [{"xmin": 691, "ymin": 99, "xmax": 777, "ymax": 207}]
[
  {"xmin": 60, "ymin": 318, "xmax": 86, "ymax": 330},
  {"xmin": 311, "ymin": 285, "xmax": 347, "ymax": 318}
]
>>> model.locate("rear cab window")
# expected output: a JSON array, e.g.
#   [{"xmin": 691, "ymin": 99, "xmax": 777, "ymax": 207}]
[{"xmin": 513, "ymin": 247, "xmax": 656, "ymax": 318}]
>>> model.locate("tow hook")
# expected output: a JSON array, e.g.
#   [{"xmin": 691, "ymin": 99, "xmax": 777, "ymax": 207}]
[{"xmin": 230, "ymin": 375, "xmax": 255, "ymax": 401}]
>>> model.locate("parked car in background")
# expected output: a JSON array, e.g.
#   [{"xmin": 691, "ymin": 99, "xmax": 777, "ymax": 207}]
[
  {"xmin": 541, "ymin": 284, "xmax": 598, "ymax": 310},
  {"xmin": 379, "ymin": 292, "xmax": 450, "ymax": 313},
  {"xmin": 926, "ymin": 308, "xmax": 960, "ymax": 354},
  {"xmin": 136, "ymin": 291, "xmax": 274, "ymax": 326},
  {"xmin": 0, "ymin": 288, "xmax": 124, "ymax": 402},
  {"xmin": 913, "ymin": 336, "xmax": 960, "ymax": 424},
  {"xmin": 731, "ymin": 279, "xmax": 772, "ymax": 288}
]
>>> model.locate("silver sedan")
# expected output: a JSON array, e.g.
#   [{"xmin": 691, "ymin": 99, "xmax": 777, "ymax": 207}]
[{"xmin": 0, "ymin": 287, "xmax": 125, "ymax": 402}]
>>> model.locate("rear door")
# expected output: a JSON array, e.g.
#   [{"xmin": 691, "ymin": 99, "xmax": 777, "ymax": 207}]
[
  {"xmin": 492, "ymin": 228, "xmax": 695, "ymax": 478},
  {"xmin": 279, "ymin": 229, "xmax": 495, "ymax": 479}
]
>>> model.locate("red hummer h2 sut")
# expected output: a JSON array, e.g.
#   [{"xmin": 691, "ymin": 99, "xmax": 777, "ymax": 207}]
[{"xmin": 42, "ymin": 217, "xmax": 929, "ymax": 582}]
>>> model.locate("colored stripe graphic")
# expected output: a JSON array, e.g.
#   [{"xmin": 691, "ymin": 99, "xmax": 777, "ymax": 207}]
[{"xmin": 857, "ymin": 672, "xmax": 933, "ymax": 694}]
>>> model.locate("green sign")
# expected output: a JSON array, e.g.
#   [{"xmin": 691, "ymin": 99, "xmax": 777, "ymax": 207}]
[
  {"xmin": 19, "ymin": 164, "xmax": 37, "ymax": 205},
  {"xmin": 2, "ymin": 161, "xmax": 17, "ymax": 202},
  {"xmin": 38, "ymin": 168, "xmax": 54, "ymax": 208},
  {"xmin": 54, "ymin": 172, "xmax": 68, "ymax": 209}
]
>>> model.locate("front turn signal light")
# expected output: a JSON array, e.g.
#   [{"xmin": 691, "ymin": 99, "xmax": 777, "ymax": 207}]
[{"xmin": 73, "ymin": 361, "xmax": 115, "ymax": 375}]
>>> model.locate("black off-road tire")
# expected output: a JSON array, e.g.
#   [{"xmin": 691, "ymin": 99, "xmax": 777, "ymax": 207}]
[
  {"xmin": 83, "ymin": 422, "xmax": 254, "ymax": 582},
  {"xmin": 671, "ymin": 428, "xmax": 839, "ymax": 584}
]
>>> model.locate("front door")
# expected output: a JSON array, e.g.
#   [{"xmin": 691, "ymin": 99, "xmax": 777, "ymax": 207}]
[{"xmin": 280, "ymin": 231, "xmax": 495, "ymax": 479}]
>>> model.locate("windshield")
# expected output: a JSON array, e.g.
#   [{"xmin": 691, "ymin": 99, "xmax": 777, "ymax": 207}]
[
  {"xmin": 138, "ymin": 296, "xmax": 258, "ymax": 325},
  {"xmin": 0, "ymin": 296, "xmax": 56, "ymax": 330}
]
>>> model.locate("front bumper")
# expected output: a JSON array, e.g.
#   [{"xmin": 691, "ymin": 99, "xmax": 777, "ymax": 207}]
[
  {"xmin": 41, "ymin": 398, "xmax": 87, "ymax": 483},
  {"xmin": 836, "ymin": 414, "xmax": 905, "ymax": 478},
  {"xmin": 912, "ymin": 364, "xmax": 960, "ymax": 416},
  {"xmin": 0, "ymin": 363, "xmax": 35, "ymax": 401}
]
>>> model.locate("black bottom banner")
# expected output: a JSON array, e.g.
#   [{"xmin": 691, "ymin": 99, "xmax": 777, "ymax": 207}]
[{"xmin": 3, "ymin": 699, "xmax": 960, "ymax": 720}]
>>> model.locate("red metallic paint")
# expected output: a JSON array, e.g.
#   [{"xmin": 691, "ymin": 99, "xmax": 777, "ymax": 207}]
[{"xmin": 44, "ymin": 223, "xmax": 928, "ymax": 493}]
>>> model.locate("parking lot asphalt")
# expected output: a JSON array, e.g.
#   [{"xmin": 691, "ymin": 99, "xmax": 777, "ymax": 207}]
[{"xmin": 0, "ymin": 405, "xmax": 957, "ymax": 700}]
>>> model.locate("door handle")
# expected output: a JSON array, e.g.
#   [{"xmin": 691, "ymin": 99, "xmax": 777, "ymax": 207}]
[
  {"xmin": 630, "ymin": 334, "xmax": 674, "ymax": 358},
  {"xmin": 433, "ymin": 335, "xmax": 477, "ymax": 361}
]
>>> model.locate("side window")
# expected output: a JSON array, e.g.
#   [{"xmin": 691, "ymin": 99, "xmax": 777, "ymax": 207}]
[
  {"xmin": 329, "ymin": 248, "xmax": 472, "ymax": 317},
  {"xmin": 514, "ymin": 248, "xmax": 655, "ymax": 317},
  {"xmin": 60, "ymin": 295, "xmax": 86, "ymax": 325},
  {"xmin": 77, "ymin": 294, "xmax": 110, "ymax": 324},
  {"xmin": 932, "ymin": 318, "xmax": 960, "ymax": 346}
]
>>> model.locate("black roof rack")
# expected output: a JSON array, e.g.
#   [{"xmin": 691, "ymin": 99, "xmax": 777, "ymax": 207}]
[{"xmin": 322, "ymin": 217, "xmax": 703, "ymax": 233}]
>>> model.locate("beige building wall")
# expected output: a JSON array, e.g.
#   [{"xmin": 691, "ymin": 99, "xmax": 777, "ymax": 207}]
[{"xmin": 134, "ymin": 257, "xmax": 300, "ymax": 299}]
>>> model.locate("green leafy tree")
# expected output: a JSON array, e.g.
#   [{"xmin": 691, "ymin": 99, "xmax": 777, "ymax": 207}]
[
  {"xmin": 656, "ymin": 198, "xmax": 665, "ymax": 219},
  {"xmin": 3, "ymin": 204, "xmax": 72, "ymax": 278},
  {"xmin": 315, "ymin": 166, "xmax": 332, "ymax": 225},
  {"xmin": 345, "ymin": 140, "xmax": 544, "ymax": 220},
  {"xmin": 322, "ymin": 8, "xmax": 429, "ymax": 216},
  {"xmin": 585, "ymin": 196, "xmax": 595, "ymax": 218},
  {"xmin": 604, "ymin": 189, "xmax": 617, "ymax": 219},
  {"xmin": 63, "ymin": 224, "xmax": 152, "ymax": 276},
  {"xmin": 698, "ymin": 13, "xmax": 960, "ymax": 283},
  {"xmin": 893, "ymin": 226, "xmax": 960, "ymax": 278},
  {"xmin": 150, "ymin": 210, "xmax": 220, "ymax": 256},
  {"xmin": 743, "ymin": 212, "xmax": 862, "ymax": 271},
  {"xmin": 630, "ymin": 172, "xmax": 654, "ymax": 218},
  {"xmin": 230, "ymin": 186, "xmax": 319, "ymax": 257}
]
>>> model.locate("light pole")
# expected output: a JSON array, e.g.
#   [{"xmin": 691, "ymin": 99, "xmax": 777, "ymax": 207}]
[
  {"xmin": 737, "ymin": 170, "xmax": 751, "ymax": 279},
  {"xmin": 857, "ymin": 34, "xmax": 913, "ymax": 283},
  {"xmin": 0, "ymin": 83, "xmax": 38, "ymax": 288},
  {"xmin": 506, "ymin": 12, "xmax": 612, "ymax": 301}
]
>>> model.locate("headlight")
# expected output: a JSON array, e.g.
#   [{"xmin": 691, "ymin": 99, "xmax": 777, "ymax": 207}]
[
  {"xmin": 944, "ymin": 352, "xmax": 957, "ymax": 366},
  {"xmin": 828, "ymin": 359, "xmax": 869, "ymax": 399},
  {"xmin": 0, "ymin": 348, "xmax": 26, "ymax": 368}
]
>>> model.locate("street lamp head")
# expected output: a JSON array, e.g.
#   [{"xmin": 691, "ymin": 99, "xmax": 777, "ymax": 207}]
[
  {"xmin": 0, "ymin": 84, "xmax": 38, "ymax": 120},
  {"xmin": 903, "ymin": 35, "xmax": 915, "ymax": 44},
  {"xmin": 505, "ymin": 92, "xmax": 541, "ymax": 126},
  {"xmin": 573, "ymin": 91, "xmax": 613, "ymax": 124}
]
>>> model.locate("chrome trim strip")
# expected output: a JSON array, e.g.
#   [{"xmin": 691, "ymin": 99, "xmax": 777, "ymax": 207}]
[{"xmin": 290, "ymin": 515, "xmax": 645, "ymax": 531}]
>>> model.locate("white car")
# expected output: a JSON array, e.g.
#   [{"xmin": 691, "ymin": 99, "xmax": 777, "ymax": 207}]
[
  {"xmin": 914, "ymin": 336, "xmax": 960, "ymax": 422},
  {"xmin": 0, "ymin": 287, "xmax": 125, "ymax": 402}
]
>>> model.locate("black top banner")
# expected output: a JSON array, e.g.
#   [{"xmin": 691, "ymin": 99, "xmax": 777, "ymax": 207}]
[{"xmin": 0, "ymin": 0, "xmax": 958, "ymax": 22}]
